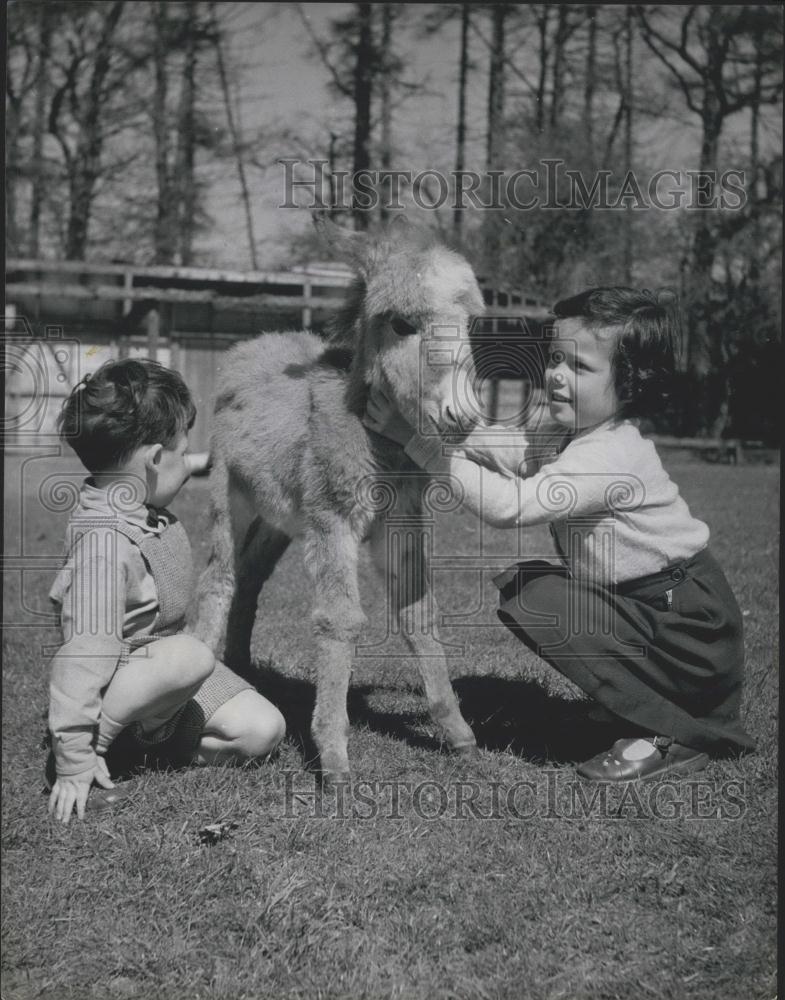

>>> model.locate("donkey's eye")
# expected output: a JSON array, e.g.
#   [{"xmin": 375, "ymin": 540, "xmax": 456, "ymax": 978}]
[{"xmin": 390, "ymin": 316, "xmax": 418, "ymax": 337}]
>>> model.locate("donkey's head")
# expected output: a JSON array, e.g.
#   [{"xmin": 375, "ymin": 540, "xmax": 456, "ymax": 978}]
[{"xmin": 316, "ymin": 214, "xmax": 485, "ymax": 435}]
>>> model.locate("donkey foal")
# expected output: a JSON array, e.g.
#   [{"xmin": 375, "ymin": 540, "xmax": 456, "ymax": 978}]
[{"xmin": 195, "ymin": 216, "xmax": 485, "ymax": 783}]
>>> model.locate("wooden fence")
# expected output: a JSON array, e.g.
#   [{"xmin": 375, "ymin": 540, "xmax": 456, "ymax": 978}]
[{"xmin": 5, "ymin": 258, "xmax": 551, "ymax": 454}]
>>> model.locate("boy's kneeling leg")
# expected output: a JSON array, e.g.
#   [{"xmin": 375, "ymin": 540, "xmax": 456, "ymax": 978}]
[
  {"xmin": 197, "ymin": 690, "xmax": 286, "ymax": 765},
  {"xmin": 99, "ymin": 635, "xmax": 215, "ymax": 750}
]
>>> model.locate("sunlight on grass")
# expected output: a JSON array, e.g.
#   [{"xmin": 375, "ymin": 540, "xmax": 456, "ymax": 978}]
[{"xmin": 2, "ymin": 455, "xmax": 778, "ymax": 999}]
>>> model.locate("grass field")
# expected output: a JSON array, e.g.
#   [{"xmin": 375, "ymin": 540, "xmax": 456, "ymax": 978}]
[{"xmin": 2, "ymin": 451, "xmax": 779, "ymax": 1000}]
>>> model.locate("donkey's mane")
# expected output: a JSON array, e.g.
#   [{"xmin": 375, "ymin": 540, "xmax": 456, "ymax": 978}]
[{"xmin": 325, "ymin": 276, "xmax": 366, "ymax": 350}]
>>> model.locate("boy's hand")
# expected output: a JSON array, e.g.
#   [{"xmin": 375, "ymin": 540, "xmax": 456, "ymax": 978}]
[
  {"xmin": 48, "ymin": 755, "xmax": 115, "ymax": 825},
  {"xmin": 363, "ymin": 386, "xmax": 415, "ymax": 447}
]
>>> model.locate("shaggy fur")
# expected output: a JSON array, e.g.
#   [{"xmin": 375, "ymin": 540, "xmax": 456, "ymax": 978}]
[{"xmin": 194, "ymin": 216, "xmax": 485, "ymax": 782}]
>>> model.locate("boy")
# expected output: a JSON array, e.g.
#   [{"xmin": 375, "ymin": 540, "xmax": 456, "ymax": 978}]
[{"xmin": 48, "ymin": 358, "xmax": 285, "ymax": 823}]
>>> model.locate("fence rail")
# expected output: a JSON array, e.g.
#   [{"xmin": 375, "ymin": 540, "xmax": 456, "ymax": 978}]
[{"xmin": 5, "ymin": 281, "xmax": 341, "ymax": 313}]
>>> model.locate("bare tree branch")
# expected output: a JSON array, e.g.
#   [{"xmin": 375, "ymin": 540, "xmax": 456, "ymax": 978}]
[{"xmin": 294, "ymin": 3, "xmax": 353, "ymax": 99}]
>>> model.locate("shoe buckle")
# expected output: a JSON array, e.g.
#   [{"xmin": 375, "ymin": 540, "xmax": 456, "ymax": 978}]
[{"xmin": 652, "ymin": 735, "xmax": 673, "ymax": 752}]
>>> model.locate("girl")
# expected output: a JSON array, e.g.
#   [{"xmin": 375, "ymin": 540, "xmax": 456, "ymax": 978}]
[
  {"xmin": 363, "ymin": 287, "xmax": 754, "ymax": 782},
  {"xmin": 48, "ymin": 358, "xmax": 285, "ymax": 823}
]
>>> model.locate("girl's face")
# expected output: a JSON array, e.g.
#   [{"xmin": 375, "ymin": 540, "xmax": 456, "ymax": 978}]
[{"xmin": 545, "ymin": 318, "xmax": 620, "ymax": 431}]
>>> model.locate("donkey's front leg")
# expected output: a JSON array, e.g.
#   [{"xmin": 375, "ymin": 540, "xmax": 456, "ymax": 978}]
[
  {"xmin": 371, "ymin": 522, "xmax": 477, "ymax": 756},
  {"xmin": 304, "ymin": 517, "xmax": 367, "ymax": 784}
]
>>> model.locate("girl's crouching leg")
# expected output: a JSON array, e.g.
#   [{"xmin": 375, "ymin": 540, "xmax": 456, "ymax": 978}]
[{"xmin": 196, "ymin": 690, "xmax": 286, "ymax": 765}]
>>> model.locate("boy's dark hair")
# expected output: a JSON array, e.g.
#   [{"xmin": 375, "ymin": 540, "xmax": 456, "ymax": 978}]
[
  {"xmin": 58, "ymin": 358, "xmax": 196, "ymax": 472},
  {"xmin": 552, "ymin": 286, "xmax": 680, "ymax": 420}
]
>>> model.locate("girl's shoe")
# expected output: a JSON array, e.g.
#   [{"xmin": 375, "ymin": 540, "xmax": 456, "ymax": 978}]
[{"xmin": 577, "ymin": 736, "xmax": 709, "ymax": 782}]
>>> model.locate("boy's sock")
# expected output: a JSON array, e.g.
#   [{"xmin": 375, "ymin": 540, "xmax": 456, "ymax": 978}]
[{"xmin": 96, "ymin": 710, "xmax": 128, "ymax": 755}]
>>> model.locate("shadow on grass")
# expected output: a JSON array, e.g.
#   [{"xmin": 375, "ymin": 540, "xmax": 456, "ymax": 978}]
[
  {"xmin": 249, "ymin": 661, "xmax": 628, "ymax": 767},
  {"xmin": 453, "ymin": 676, "xmax": 627, "ymax": 763}
]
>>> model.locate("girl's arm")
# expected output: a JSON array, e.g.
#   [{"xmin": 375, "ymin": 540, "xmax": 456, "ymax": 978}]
[
  {"xmin": 456, "ymin": 409, "xmax": 569, "ymax": 480},
  {"xmin": 405, "ymin": 429, "xmax": 643, "ymax": 528},
  {"xmin": 364, "ymin": 387, "xmax": 634, "ymax": 528},
  {"xmin": 405, "ymin": 433, "xmax": 552, "ymax": 526}
]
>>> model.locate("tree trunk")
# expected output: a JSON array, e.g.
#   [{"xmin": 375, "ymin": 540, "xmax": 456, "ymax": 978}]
[
  {"xmin": 622, "ymin": 4, "xmax": 633, "ymax": 284},
  {"xmin": 453, "ymin": 2, "xmax": 470, "ymax": 238},
  {"xmin": 687, "ymin": 15, "xmax": 725, "ymax": 425},
  {"xmin": 66, "ymin": 168, "xmax": 94, "ymax": 260},
  {"xmin": 352, "ymin": 2, "xmax": 373, "ymax": 230},
  {"xmin": 535, "ymin": 7, "xmax": 549, "ymax": 133},
  {"xmin": 583, "ymin": 5, "xmax": 599, "ymax": 164},
  {"xmin": 748, "ymin": 16, "xmax": 763, "ymax": 288},
  {"xmin": 175, "ymin": 0, "xmax": 199, "ymax": 265},
  {"xmin": 486, "ymin": 4, "xmax": 506, "ymax": 169},
  {"xmin": 153, "ymin": 2, "xmax": 177, "ymax": 264},
  {"xmin": 30, "ymin": 2, "xmax": 52, "ymax": 257},
  {"xmin": 6, "ymin": 85, "xmax": 22, "ymax": 256},
  {"xmin": 378, "ymin": 3, "xmax": 393, "ymax": 223},
  {"xmin": 211, "ymin": 1, "xmax": 258, "ymax": 268},
  {"xmin": 550, "ymin": 4, "xmax": 569, "ymax": 127},
  {"xmin": 485, "ymin": 4, "xmax": 507, "ymax": 276},
  {"xmin": 64, "ymin": 0, "xmax": 125, "ymax": 259}
]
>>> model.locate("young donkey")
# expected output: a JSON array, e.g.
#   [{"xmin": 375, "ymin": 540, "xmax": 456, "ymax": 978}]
[{"xmin": 194, "ymin": 216, "xmax": 485, "ymax": 782}]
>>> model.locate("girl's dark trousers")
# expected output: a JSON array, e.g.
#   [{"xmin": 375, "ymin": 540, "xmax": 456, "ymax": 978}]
[{"xmin": 494, "ymin": 547, "xmax": 755, "ymax": 754}]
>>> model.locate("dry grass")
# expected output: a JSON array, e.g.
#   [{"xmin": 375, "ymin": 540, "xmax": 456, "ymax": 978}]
[{"xmin": 2, "ymin": 452, "xmax": 778, "ymax": 1000}]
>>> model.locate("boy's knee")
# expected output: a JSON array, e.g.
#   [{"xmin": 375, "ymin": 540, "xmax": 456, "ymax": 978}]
[
  {"xmin": 207, "ymin": 690, "xmax": 286, "ymax": 758},
  {"xmin": 242, "ymin": 707, "xmax": 286, "ymax": 758}
]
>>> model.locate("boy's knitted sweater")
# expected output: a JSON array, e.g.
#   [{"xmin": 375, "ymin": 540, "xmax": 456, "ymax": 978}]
[{"xmin": 405, "ymin": 416, "xmax": 710, "ymax": 585}]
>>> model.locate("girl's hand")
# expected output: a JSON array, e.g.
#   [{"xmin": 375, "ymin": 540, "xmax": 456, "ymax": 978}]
[
  {"xmin": 48, "ymin": 755, "xmax": 115, "ymax": 825},
  {"xmin": 363, "ymin": 385, "xmax": 415, "ymax": 447}
]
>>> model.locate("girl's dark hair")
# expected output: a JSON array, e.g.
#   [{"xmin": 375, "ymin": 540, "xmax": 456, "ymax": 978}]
[
  {"xmin": 58, "ymin": 358, "xmax": 196, "ymax": 472},
  {"xmin": 552, "ymin": 286, "xmax": 680, "ymax": 420}
]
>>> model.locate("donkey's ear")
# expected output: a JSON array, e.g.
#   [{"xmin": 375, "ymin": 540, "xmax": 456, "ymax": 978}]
[{"xmin": 312, "ymin": 212, "xmax": 370, "ymax": 269}]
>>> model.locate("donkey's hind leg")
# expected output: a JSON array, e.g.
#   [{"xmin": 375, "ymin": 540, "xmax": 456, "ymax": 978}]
[
  {"xmin": 194, "ymin": 457, "xmax": 288, "ymax": 675},
  {"xmin": 223, "ymin": 517, "xmax": 290, "ymax": 676},
  {"xmin": 304, "ymin": 516, "xmax": 368, "ymax": 784},
  {"xmin": 370, "ymin": 521, "xmax": 477, "ymax": 756}
]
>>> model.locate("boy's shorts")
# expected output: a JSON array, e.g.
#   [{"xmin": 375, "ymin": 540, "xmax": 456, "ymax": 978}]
[{"xmin": 114, "ymin": 645, "xmax": 254, "ymax": 769}]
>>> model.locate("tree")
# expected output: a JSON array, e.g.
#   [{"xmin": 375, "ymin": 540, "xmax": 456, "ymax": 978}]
[
  {"xmin": 637, "ymin": 4, "xmax": 783, "ymax": 432},
  {"xmin": 174, "ymin": 0, "xmax": 199, "ymax": 265},
  {"xmin": 47, "ymin": 1, "xmax": 127, "ymax": 259},
  {"xmin": 486, "ymin": 4, "xmax": 508, "ymax": 171},
  {"xmin": 421, "ymin": 3, "xmax": 477, "ymax": 239},
  {"xmin": 583, "ymin": 4, "xmax": 600, "ymax": 163},
  {"xmin": 29, "ymin": 2, "xmax": 54, "ymax": 257},
  {"xmin": 296, "ymin": 3, "xmax": 425, "ymax": 230},
  {"xmin": 6, "ymin": 6, "xmax": 39, "ymax": 255}
]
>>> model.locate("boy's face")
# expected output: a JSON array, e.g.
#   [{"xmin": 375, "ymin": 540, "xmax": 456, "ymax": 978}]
[
  {"xmin": 546, "ymin": 318, "xmax": 620, "ymax": 431},
  {"xmin": 147, "ymin": 432, "xmax": 191, "ymax": 507}
]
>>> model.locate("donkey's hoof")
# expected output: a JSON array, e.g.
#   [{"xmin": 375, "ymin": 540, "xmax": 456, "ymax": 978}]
[{"xmin": 453, "ymin": 743, "xmax": 479, "ymax": 759}]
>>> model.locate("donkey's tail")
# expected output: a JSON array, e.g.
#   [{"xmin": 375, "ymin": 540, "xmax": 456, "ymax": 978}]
[{"xmin": 192, "ymin": 451, "xmax": 235, "ymax": 654}]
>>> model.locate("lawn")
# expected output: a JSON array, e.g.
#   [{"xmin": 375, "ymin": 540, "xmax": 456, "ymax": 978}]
[{"xmin": 2, "ymin": 450, "xmax": 779, "ymax": 1000}]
